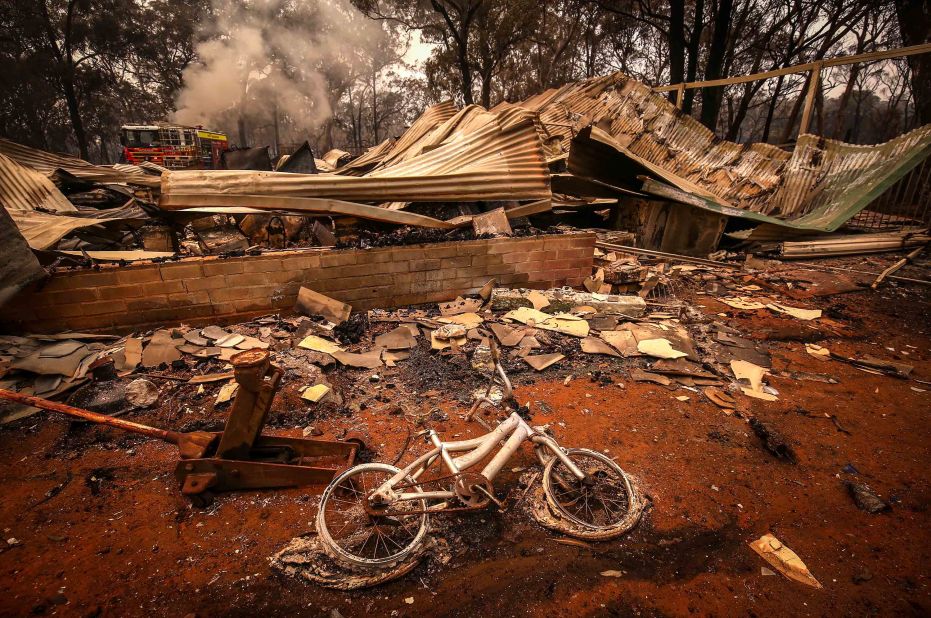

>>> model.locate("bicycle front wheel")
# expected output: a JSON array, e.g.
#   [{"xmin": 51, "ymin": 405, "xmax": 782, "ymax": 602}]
[
  {"xmin": 542, "ymin": 448, "xmax": 640, "ymax": 535},
  {"xmin": 316, "ymin": 463, "xmax": 429, "ymax": 568}
]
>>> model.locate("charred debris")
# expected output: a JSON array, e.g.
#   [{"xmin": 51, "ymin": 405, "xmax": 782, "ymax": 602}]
[{"xmin": 0, "ymin": 70, "xmax": 929, "ymax": 594}]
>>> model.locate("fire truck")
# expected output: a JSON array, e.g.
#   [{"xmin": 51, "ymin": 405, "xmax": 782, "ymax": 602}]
[{"xmin": 119, "ymin": 124, "xmax": 229, "ymax": 169}]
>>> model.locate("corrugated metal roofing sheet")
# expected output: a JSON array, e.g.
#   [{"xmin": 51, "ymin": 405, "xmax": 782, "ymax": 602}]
[
  {"xmin": 338, "ymin": 100, "xmax": 459, "ymax": 175},
  {"xmin": 0, "ymin": 153, "xmax": 77, "ymax": 214},
  {"xmin": 514, "ymin": 72, "xmax": 931, "ymax": 231},
  {"xmin": 0, "ymin": 138, "xmax": 159, "ymax": 188},
  {"xmin": 160, "ymin": 107, "xmax": 551, "ymax": 206},
  {"xmin": 0, "ymin": 153, "xmax": 143, "ymax": 249}
]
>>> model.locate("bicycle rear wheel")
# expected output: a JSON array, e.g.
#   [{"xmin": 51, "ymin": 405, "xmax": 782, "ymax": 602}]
[
  {"xmin": 316, "ymin": 463, "xmax": 429, "ymax": 568},
  {"xmin": 542, "ymin": 448, "xmax": 640, "ymax": 537}
]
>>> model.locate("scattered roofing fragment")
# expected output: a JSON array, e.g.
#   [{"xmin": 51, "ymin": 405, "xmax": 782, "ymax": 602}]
[
  {"xmin": 439, "ymin": 297, "xmax": 484, "ymax": 316},
  {"xmin": 141, "ymin": 331, "xmax": 183, "ymax": 367},
  {"xmin": 749, "ymin": 533, "xmax": 822, "ymax": 588},
  {"xmin": 503, "ymin": 307, "xmax": 590, "ymax": 338},
  {"xmin": 0, "ymin": 153, "xmax": 146, "ymax": 250},
  {"xmin": 301, "ymin": 384, "xmax": 331, "ymax": 403},
  {"xmin": 471, "ymin": 207, "xmax": 512, "ymax": 237},
  {"xmin": 580, "ymin": 337, "xmax": 621, "ymax": 357},
  {"xmin": 437, "ymin": 312, "xmax": 484, "ymax": 330},
  {"xmin": 731, "ymin": 360, "xmax": 777, "ymax": 401},
  {"xmin": 297, "ymin": 335, "xmax": 343, "ymax": 355},
  {"xmin": 766, "ymin": 303, "xmax": 822, "ymax": 321},
  {"xmin": 276, "ymin": 141, "xmax": 319, "ymax": 174},
  {"xmin": 523, "ymin": 353, "xmax": 564, "ymax": 371},
  {"xmin": 332, "ymin": 349, "xmax": 383, "ymax": 369},
  {"xmin": 600, "ymin": 330, "xmax": 638, "ymax": 356},
  {"xmin": 374, "ymin": 327, "xmax": 417, "ymax": 350},
  {"xmin": 295, "ymin": 287, "xmax": 351, "ymax": 325}
]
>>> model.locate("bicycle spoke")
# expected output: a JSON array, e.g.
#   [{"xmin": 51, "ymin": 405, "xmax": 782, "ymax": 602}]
[
  {"xmin": 321, "ymin": 466, "xmax": 427, "ymax": 565},
  {"xmin": 546, "ymin": 452, "xmax": 633, "ymax": 529}
]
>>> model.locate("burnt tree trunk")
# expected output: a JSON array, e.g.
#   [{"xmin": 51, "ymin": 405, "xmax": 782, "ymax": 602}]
[
  {"xmin": 700, "ymin": 0, "xmax": 734, "ymax": 131},
  {"xmin": 667, "ymin": 0, "xmax": 686, "ymax": 104},
  {"xmin": 895, "ymin": 0, "xmax": 931, "ymax": 124},
  {"xmin": 683, "ymin": 0, "xmax": 705, "ymax": 114}
]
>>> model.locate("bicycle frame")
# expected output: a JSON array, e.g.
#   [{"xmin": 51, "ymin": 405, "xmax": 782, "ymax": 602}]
[{"xmin": 371, "ymin": 412, "xmax": 587, "ymax": 504}]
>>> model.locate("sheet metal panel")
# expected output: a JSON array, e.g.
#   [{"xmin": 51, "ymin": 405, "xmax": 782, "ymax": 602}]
[
  {"xmin": 0, "ymin": 138, "xmax": 159, "ymax": 188},
  {"xmin": 513, "ymin": 72, "xmax": 931, "ymax": 230},
  {"xmin": 161, "ymin": 107, "xmax": 551, "ymax": 204}
]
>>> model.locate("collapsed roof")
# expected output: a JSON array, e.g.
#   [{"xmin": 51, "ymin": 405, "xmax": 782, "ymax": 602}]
[{"xmin": 0, "ymin": 71, "xmax": 928, "ymax": 256}]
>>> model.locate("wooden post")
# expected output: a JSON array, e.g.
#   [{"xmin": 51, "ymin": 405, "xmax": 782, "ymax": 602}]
[
  {"xmin": 675, "ymin": 83, "xmax": 686, "ymax": 110},
  {"xmin": 798, "ymin": 62, "xmax": 822, "ymax": 137}
]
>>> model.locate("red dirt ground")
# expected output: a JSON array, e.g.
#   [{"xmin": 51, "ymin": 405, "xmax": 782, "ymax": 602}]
[{"xmin": 1, "ymin": 279, "xmax": 929, "ymax": 617}]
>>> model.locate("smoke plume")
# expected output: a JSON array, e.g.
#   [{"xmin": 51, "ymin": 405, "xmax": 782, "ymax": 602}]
[{"xmin": 173, "ymin": 0, "xmax": 385, "ymax": 147}]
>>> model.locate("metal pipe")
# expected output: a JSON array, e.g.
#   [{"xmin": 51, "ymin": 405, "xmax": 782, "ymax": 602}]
[
  {"xmin": 595, "ymin": 241, "xmax": 740, "ymax": 268},
  {"xmin": 791, "ymin": 262, "xmax": 930, "ymax": 285},
  {"xmin": 0, "ymin": 388, "xmax": 181, "ymax": 445}
]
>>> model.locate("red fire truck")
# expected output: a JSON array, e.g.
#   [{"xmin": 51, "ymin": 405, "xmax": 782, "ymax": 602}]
[{"xmin": 119, "ymin": 124, "xmax": 229, "ymax": 169}]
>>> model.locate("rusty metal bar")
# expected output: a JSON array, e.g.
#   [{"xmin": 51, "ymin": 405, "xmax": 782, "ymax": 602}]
[
  {"xmin": 798, "ymin": 64, "xmax": 822, "ymax": 137},
  {"xmin": 0, "ymin": 388, "xmax": 181, "ymax": 444}
]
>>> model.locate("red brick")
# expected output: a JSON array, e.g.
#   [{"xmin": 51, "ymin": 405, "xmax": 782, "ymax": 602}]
[
  {"xmin": 501, "ymin": 252, "xmax": 530, "ymax": 264},
  {"xmin": 159, "ymin": 263, "xmax": 204, "ymax": 280},
  {"xmin": 126, "ymin": 296, "xmax": 170, "ymax": 311},
  {"xmin": 320, "ymin": 252, "xmax": 358, "ymax": 268},
  {"xmin": 353, "ymin": 249, "xmax": 396, "ymax": 265},
  {"xmin": 242, "ymin": 258, "xmax": 284, "ymax": 273},
  {"xmin": 410, "ymin": 269, "xmax": 447, "ymax": 283},
  {"xmin": 224, "ymin": 272, "xmax": 277, "ymax": 289},
  {"xmin": 31, "ymin": 302, "xmax": 86, "ymax": 319},
  {"xmin": 233, "ymin": 299, "xmax": 272, "ymax": 313},
  {"xmin": 169, "ymin": 291, "xmax": 211, "ymax": 306},
  {"xmin": 79, "ymin": 300, "xmax": 124, "ymax": 316},
  {"xmin": 408, "ymin": 258, "xmax": 441, "ymax": 272},
  {"xmin": 440, "ymin": 256, "xmax": 472, "ymax": 269},
  {"xmin": 202, "ymin": 260, "xmax": 244, "ymax": 276},
  {"xmin": 97, "ymin": 285, "xmax": 144, "ymax": 301},
  {"xmin": 51, "ymin": 288, "xmax": 99, "ymax": 304},
  {"xmin": 497, "ymin": 272, "xmax": 531, "ymax": 285},
  {"xmin": 556, "ymin": 248, "xmax": 590, "ymax": 260},
  {"xmin": 116, "ymin": 268, "xmax": 162, "ymax": 285},
  {"xmin": 543, "ymin": 236, "xmax": 575, "ymax": 250},
  {"xmin": 569, "ymin": 234, "xmax": 596, "ymax": 248},
  {"xmin": 143, "ymin": 280, "xmax": 186, "ymax": 296},
  {"xmin": 487, "ymin": 237, "xmax": 540, "ymax": 255},
  {"xmin": 283, "ymin": 254, "xmax": 322, "ymax": 270},
  {"xmin": 469, "ymin": 254, "xmax": 504, "ymax": 267},
  {"xmin": 183, "ymin": 276, "xmax": 226, "ymax": 292},
  {"xmin": 207, "ymin": 287, "xmax": 253, "ymax": 303},
  {"xmin": 422, "ymin": 245, "xmax": 459, "ymax": 259},
  {"xmin": 456, "ymin": 241, "xmax": 488, "ymax": 256}
]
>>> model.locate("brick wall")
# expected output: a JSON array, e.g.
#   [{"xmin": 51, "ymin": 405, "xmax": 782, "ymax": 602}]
[{"xmin": 0, "ymin": 233, "xmax": 595, "ymax": 334}]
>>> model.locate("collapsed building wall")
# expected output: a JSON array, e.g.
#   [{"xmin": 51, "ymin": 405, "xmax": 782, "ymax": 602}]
[{"xmin": 0, "ymin": 233, "xmax": 594, "ymax": 333}]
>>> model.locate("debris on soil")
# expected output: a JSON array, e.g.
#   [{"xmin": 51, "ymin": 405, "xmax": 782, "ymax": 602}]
[
  {"xmin": 749, "ymin": 533, "xmax": 822, "ymax": 588},
  {"xmin": 748, "ymin": 417, "xmax": 797, "ymax": 463},
  {"xmin": 125, "ymin": 379, "xmax": 158, "ymax": 408},
  {"xmin": 845, "ymin": 481, "xmax": 891, "ymax": 514}
]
